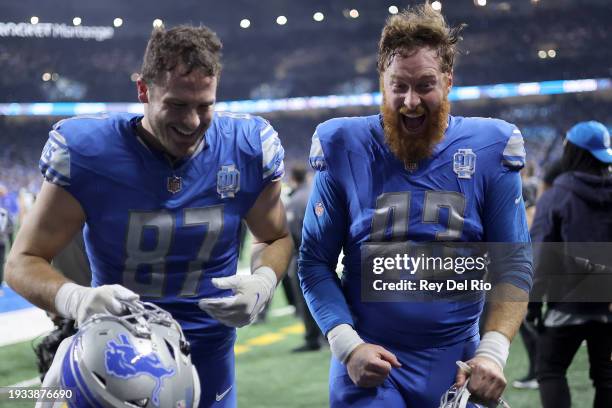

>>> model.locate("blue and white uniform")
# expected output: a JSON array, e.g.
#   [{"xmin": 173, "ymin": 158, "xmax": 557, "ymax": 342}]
[
  {"xmin": 299, "ymin": 114, "xmax": 532, "ymax": 407},
  {"xmin": 40, "ymin": 112, "xmax": 284, "ymax": 408}
]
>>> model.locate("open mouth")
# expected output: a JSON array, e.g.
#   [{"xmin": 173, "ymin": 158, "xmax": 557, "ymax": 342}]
[
  {"xmin": 400, "ymin": 112, "xmax": 427, "ymax": 134},
  {"xmin": 171, "ymin": 126, "xmax": 197, "ymax": 139}
]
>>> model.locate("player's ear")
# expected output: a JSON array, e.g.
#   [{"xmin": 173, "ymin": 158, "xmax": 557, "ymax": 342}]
[
  {"xmin": 446, "ymin": 71, "xmax": 453, "ymax": 92},
  {"xmin": 136, "ymin": 78, "xmax": 149, "ymax": 103}
]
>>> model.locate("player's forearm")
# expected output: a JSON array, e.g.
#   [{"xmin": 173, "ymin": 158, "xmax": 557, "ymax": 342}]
[
  {"xmin": 250, "ymin": 232, "xmax": 293, "ymax": 281},
  {"xmin": 4, "ymin": 252, "xmax": 69, "ymax": 314},
  {"xmin": 298, "ymin": 257, "xmax": 354, "ymax": 335},
  {"xmin": 483, "ymin": 283, "xmax": 529, "ymax": 340}
]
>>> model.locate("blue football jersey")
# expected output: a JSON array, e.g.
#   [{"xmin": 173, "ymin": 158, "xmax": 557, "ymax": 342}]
[
  {"xmin": 40, "ymin": 112, "xmax": 284, "ymax": 335},
  {"xmin": 299, "ymin": 114, "xmax": 533, "ymax": 348}
]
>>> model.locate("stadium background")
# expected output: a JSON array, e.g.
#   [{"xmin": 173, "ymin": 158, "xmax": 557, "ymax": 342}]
[{"xmin": 0, "ymin": 0, "xmax": 610, "ymax": 406}]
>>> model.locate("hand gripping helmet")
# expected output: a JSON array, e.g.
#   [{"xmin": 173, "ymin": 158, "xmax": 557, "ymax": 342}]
[
  {"xmin": 60, "ymin": 301, "xmax": 200, "ymax": 408},
  {"xmin": 439, "ymin": 380, "xmax": 511, "ymax": 408}
]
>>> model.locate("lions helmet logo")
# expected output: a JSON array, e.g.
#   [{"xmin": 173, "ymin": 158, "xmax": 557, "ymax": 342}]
[{"xmin": 105, "ymin": 334, "xmax": 176, "ymax": 407}]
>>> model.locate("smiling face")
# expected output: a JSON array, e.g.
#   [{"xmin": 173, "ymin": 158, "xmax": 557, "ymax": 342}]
[
  {"xmin": 381, "ymin": 46, "xmax": 452, "ymax": 164},
  {"xmin": 137, "ymin": 66, "xmax": 217, "ymax": 159}
]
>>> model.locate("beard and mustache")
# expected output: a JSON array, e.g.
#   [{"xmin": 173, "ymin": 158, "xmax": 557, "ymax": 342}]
[{"xmin": 381, "ymin": 90, "xmax": 451, "ymax": 167}]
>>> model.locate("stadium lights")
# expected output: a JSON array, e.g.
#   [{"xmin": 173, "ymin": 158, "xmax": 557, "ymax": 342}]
[
  {"xmin": 548, "ymin": 49, "xmax": 557, "ymax": 58},
  {"xmin": 538, "ymin": 50, "xmax": 547, "ymax": 59},
  {"xmin": 432, "ymin": 1, "xmax": 442, "ymax": 11},
  {"xmin": 240, "ymin": 19, "xmax": 251, "ymax": 28},
  {"xmin": 276, "ymin": 16, "xmax": 287, "ymax": 25},
  {"xmin": 152, "ymin": 19, "xmax": 163, "ymax": 28},
  {"xmin": 313, "ymin": 12, "xmax": 324, "ymax": 22},
  {"xmin": 41, "ymin": 73, "xmax": 51, "ymax": 82},
  {"xmin": 30, "ymin": 16, "xmax": 39, "ymax": 25},
  {"xmin": 349, "ymin": 9, "xmax": 360, "ymax": 19},
  {"xmin": 73, "ymin": 17, "xmax": 82, "ymax": 26},
  {"xmin": 475, "ymin": 0, "xmax": 487, "ymax": 6},
  {"xmin": 113, "ymin": 18, "xmax": 123, "ymax": 28},
  {"xmin": 388, "ymin": 6, "xmax": 399, "ymax": 14}
]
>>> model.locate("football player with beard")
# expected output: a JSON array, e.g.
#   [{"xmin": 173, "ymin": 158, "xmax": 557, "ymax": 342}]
[{"xmin": 299, "ymin": 3, "xmax": 532, "ymax": 407}]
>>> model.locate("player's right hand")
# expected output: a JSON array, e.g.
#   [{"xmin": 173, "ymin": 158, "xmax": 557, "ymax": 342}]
[
  {"xmin": 346, "ymin": 343, "xmax": 401, "ymax": 388},
  {"xmin": 54, "ymin": 283, "xmax": 139, "ymax": 326},
  {"xmin": 455, "ymin": 355, "xmax": 507, "ymax": 405}
]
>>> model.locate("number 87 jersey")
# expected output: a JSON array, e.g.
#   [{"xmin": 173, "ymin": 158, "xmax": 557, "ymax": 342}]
[
  {"xmin": 39, "ymin": 112, "xmax": 284, "ymax": 332},
  {"xmin": 299, "ymin": 114, "xmax": 532, "ymax": 349}
]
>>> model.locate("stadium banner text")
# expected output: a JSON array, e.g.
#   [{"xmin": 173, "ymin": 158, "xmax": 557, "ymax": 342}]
[{"xmin": 0, "ymin": 22, "xmax": 114, "ymax": 41}]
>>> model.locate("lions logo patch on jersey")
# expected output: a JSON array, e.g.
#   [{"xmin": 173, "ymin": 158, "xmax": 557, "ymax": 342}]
[
  {"xmin": 217, "ymin": 164, "xmax": 240, "ymax": 199},
  {"xmin": 453, "ymin": 149, "xmax": 476, "ymax": 179}
]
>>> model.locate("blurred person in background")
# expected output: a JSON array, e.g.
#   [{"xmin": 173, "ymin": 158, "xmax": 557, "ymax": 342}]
[
  {"xmin": 537, "ymin": 159, "xmax": 565, "ymax": 198},
  {"xmin": 0, "ymin": 203, "xmax": 13, "ymax": 289},
  {"xmin": 513, "ymin": 160, "xmax": 565, "ymax": 390},
  {"xmin": 530, "ymin": 121, "xmax": 612, "ymax": 408},
  {"xmin": 521, "ymin": 161, "xmax": 538, "ymax": 227},
  {"xmin": 285, "ymin": 164, "xmax": 324, "ymax": 352}
]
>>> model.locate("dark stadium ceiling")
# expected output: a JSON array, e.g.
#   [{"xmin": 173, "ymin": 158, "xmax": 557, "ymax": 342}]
[{"xmin": 2, "ymin": 0, "xmax": 610, "ymax": 36}]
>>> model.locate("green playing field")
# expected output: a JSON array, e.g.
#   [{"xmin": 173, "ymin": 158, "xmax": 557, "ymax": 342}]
[{"xmin": 0, "ymin": 291, "xmax": 595, "ymax": 408}]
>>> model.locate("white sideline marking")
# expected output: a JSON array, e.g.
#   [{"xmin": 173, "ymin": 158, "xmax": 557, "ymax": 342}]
[
  {"xmin": 2, "ymin": 377, "xmax": 41, "ymax": 390},
  {"xmin": 0, "ymin": 307, "xmax": 53, "ymax": 347},
  {"xmin": 269, "ymin": 305, "xmax": 295, "ymax": 317}
]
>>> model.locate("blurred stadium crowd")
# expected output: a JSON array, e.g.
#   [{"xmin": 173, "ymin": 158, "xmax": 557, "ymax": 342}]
[
  {"xmin": 0, "ymin": 0, "xmax": 610, "ymax": 102},
  {"xmin": 2, "ymin": 91, "xmax": 611, "ymax": 218}
]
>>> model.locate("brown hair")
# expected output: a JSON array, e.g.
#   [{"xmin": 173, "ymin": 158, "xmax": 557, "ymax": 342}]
[
  {"xmin": 140, "ymin": 25, "xmax": 222, "ymax": 84},
  {"xmin": 377, "ymin": 2, "xmax": 464, "ymax": 74}
]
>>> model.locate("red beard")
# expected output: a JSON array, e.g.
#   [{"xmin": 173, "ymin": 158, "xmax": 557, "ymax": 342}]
[{"xmin": 381, "ymin": 94, "xmax": 450, "ymax": 166}]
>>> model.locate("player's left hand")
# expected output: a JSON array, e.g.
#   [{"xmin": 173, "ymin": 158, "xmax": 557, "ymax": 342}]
[
  {"xmin": 198, "ymin": 266, "xmax": 277, "ymax": 327},
  {"xmin": 455, "ymin": 355, "xmax": 507, "ymax": 405}
]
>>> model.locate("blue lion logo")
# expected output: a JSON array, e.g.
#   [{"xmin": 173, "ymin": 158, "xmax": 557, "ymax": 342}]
[{"xmin": 105, "ymin": 334, "xmax": 175, "ymax": 407}]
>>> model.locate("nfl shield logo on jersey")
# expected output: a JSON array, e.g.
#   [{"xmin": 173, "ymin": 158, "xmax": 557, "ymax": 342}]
[
  {"xmin": 167, "ymin": 175, "xmax": 183, "ymax": 194},
  {"xmin": 315, "ymin": 202, "xmax": 325, "ymax": 217},
  {"xmin": 453, "ymin": 149, "xmax": 476, "ymax": 179},
  {"xmin": 217, "ymin": 164, "xmax": 240, "ymax": 198}
]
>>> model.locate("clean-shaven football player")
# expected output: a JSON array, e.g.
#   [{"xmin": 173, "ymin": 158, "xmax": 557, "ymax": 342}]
[
  {"xmin": 6, "ymin": 25, "xmax": 293, "ymax": 408},
  {"xmin": 299, "ymin": 4, "xmax": 532, "ymax": 407}
]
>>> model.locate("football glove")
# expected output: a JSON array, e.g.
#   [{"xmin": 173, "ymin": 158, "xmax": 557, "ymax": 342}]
[
  {"xmin": 54, "ymin": 282, "xmax": 139, "ymax": 326},
  {"xmin": 198, "ymin": 266, "xmax": 277, "ymax": 327}
]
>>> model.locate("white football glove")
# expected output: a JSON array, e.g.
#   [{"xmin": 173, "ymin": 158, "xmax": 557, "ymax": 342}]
[
  {"xmin": 198, "ymin": 266, "xmax": 277, "ymax": 328},
  {"xmin": 54, "ymin": 282, "xmax": 139, "ymax": 326}
]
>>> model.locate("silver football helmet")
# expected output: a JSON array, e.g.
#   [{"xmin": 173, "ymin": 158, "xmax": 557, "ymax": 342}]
[
  {"xmin": 439, "ymin": 383, "xmax": 511, "ymax": 408},
  {"xmin": 439, "ymin": 381, "xmax": 475, "ymax": 408},
  {"xmin": 60, "ymin": 300, "xmax": 200, "ymax": 408}
]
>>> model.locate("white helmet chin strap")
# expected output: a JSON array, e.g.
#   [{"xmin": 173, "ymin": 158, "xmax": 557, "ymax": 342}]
[{"xmin": 439, "ymin": 380, "xmax": 472, "ymax": 408}]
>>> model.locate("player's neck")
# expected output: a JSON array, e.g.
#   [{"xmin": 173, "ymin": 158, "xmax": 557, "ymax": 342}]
[{"xmin": 135, "ymin": 119, "xmax": 180, "ymax": 164}]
